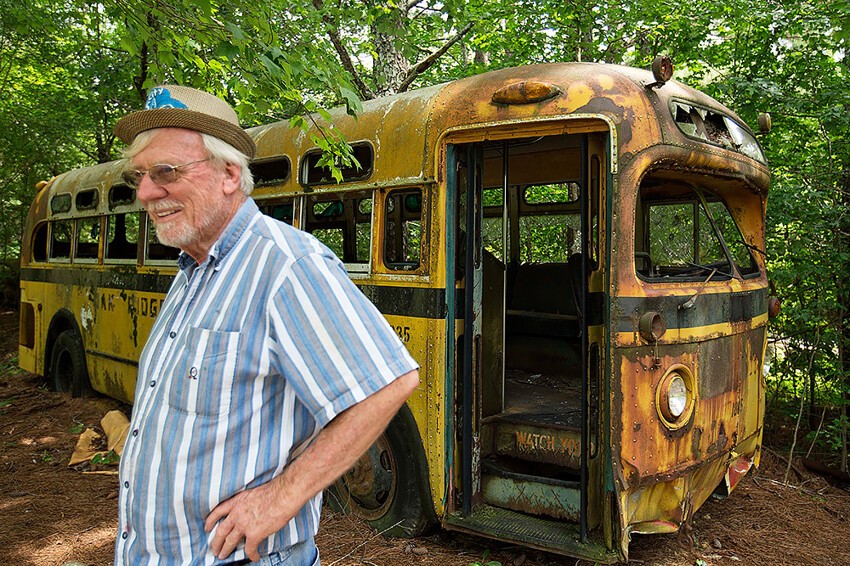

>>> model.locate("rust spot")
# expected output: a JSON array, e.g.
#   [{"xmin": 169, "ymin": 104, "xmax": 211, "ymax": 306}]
[
  {"xmin": 711, "ymin": 422, "xmax": 728, "ymax": 454},
  {"xmin": 691, "ymin": 427, "xmax": 703, "ymax": 459}
]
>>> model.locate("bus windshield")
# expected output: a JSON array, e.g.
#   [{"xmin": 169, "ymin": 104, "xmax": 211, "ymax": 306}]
[{"xmin": 635, "ymin": 179, "xmax": 759, "ymax": 280}]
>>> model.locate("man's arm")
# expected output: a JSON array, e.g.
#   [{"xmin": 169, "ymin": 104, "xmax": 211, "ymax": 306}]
[{"xmin": 205, "ymin": 369, "xmax": 419, "ymax": 561}]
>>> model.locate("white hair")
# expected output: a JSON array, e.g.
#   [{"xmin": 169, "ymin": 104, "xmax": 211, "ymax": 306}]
[{"xmin": 123, "ymin": 129, "xmax": 255, "ymax": 195}]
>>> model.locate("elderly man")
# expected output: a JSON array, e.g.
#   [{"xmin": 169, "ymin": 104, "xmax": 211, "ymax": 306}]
[{"xmin": 112, "ymin": 85, "xmax": 419, "ymax": 565}]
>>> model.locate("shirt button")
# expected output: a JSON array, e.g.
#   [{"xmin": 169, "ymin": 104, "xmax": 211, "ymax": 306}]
[
  {"xmin": 122, "ymin": 532, "xmax": 128, "ymax": 540},
  {"xmin": 124, "ymin": 481, "xmax": 129, "ymax": 488},
  {"xmin": 149, "ymin": 380, "xmax": 156, "ymax": 387},
  {"xmin": 169, "ymin": 331, "xmax": 176, "ymax": 338},
  {"xmin": 132, "ymin": 429, "xmax": 139, "ymax": 437}
]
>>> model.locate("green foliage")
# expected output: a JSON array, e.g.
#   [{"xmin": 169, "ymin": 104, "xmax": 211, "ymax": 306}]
[
  {"xmin": 468, "ymin": 549, "xmax": 501, "ymax": 566},
  {"xmin": 68, "ymin": 419, "xmax": 86, "ymax": 435},
  {"xmin": 92, "ymin": 449, "xmax": 120, "ymax": 465},
  {"xmin": 0, "ymin": 397, "xmax": 13, "ymax": 409}
]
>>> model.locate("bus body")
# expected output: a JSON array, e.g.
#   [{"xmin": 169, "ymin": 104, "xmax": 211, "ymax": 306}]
[{"xmin": 20, "ymin": 62, "xmax": 769, "ymax": 562}]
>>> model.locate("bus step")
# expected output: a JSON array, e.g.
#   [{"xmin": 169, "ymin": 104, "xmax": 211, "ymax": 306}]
[
  {"xmin": 444, "ymin": 504, "xmax": 618, "ymax": 564},
  {"xmin": 482, "ymin": 460, "xmax": 580, "ymax": 521},
  {"xmin": 484, "ymin": 417, "xmax": 582, "ymax": 469}
]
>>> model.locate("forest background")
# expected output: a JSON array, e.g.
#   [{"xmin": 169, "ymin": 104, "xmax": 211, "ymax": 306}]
[{"xmin": 1, "ymin": 0, "xmax": 849, "ymax": 470}]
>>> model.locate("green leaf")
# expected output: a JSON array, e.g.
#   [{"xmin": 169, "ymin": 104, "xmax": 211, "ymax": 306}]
[{"xmin": 197, "ymin": 0, "xmax": 212, "ymax": 16}]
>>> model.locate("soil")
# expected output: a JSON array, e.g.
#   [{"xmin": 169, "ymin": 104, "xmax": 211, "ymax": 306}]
[{"xmin": 1, "ymin": 309, "xmax": 848, "ymax": 566}]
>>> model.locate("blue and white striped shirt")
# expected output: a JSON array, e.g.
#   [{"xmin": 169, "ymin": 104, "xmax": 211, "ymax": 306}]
[{"xmin": 115, "ymin": 199, "xmax": 418, "ymax": 565}]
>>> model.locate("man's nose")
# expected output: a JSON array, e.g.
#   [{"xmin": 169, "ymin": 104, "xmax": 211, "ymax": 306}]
[{"xmin": 136, "ymin": 174, "xmax": 165, "ymax": 204}]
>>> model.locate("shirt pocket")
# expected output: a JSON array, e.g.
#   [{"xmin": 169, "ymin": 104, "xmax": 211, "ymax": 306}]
[{"xmin": 167, "ymin": 326, "xmax": 241, "ymax": 418}]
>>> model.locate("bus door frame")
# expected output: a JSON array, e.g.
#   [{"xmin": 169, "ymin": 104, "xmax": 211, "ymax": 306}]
[{"xmin": 445, "ymin": 142, "xmax": 485, "ymax": 516}]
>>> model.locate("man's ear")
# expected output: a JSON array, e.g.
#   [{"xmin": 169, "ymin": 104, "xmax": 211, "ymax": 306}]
[{"xmin": 221, "ymin": 162, "xmax": 242, "ymax": 195}]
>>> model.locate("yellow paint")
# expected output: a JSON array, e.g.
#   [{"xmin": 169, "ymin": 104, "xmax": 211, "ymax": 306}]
[{"xmin": 613, "ymin": 313, "xmax": 769, "ymax": 346}]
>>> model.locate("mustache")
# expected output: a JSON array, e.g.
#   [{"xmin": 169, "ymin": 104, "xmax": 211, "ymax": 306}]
[{"xmin": 146, "ymin": 200, "xmax": 184, "ymax": 214}]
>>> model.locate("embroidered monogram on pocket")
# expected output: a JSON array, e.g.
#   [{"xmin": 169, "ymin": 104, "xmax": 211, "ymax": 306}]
[{"xmin": 167, "ymin": 326, "xmax": 240, "ymax": 418}]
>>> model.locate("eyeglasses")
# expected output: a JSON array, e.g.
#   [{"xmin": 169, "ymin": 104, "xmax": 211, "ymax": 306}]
[{"xmin": 121, "ymin": 157, "xmax": 212, "ymax": 189}]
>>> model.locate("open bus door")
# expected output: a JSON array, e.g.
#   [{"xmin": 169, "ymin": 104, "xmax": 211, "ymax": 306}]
[{"xmin": 444, "ymin": 133, "xmax": 616, "ymax": 563}]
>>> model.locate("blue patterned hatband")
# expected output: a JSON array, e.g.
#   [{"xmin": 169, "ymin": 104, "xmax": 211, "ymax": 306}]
[{"xmin": 144, "ymin": 87, "xmax": 189, "ymax": 110}]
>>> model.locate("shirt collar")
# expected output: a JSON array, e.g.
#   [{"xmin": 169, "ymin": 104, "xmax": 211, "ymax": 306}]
[{"xmin": 177, "ymin": 198, "xmax": 259, "ymax": 272}]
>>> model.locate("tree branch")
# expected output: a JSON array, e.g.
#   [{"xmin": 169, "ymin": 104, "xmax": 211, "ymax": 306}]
[
  {"xmin": 396, "ymin": 21, "xmax": 474, "ymax": 93},
  {"xmin": 313, "ymin": 0, "xmax": 374, "ymax": 100},
  {"xmin": 398, "ymin": 0, "xmax": 423, "ymax": 15}
]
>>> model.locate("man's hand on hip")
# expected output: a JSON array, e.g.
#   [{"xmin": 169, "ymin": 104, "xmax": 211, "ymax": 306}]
[{"xmin": 205, "ymin": 480, "xmax": 291, "ymax": 562}]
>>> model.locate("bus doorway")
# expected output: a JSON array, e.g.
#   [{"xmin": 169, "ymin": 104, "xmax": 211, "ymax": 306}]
[{"xmin": 446, "ymin": 129, "xmax": 611, "ymax": 559}]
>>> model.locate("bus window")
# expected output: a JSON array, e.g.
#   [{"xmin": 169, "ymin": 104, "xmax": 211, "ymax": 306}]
[
  {"xmin": 519, "ymin": 183, "xmax": 580, "ymax": 263},
  {"xmin": 706, "ymin": 201, "xmax": 759, "ymax": 276},
  {"xmin": 108, "ymin": 184, "xmax": 136, "ymax": 209},
  {"xmin": 636, "ymin": 182, "xmax": 757, "ymax": 280},
  {"xmin": 482, "ymin": 187, "xmax": 505, "ymax": 261},
  {"xmin": 357, "ymin": 198, "xmax": 372, "ymax": 262},
  {"xmin": 50, "ymin": 193, "xmax": 71, "ymax": 214},
  {"xmin": 260, "ymin": 200, "xmax": 294, "ymax": 225},
  {"xmin": 76, "ymin": 188, "xmax": 98, "ymax": 211},
  {"xmin": 145, "ymin": 220, "xmax": 180, "ymax": 263},
  {"xmin": 305, "ymin": 192, "xmax": 372, "ymax": 268},
  {"xmin": 384, "ymin": 189, "xmax": 422, "ymax": 270},
  {"xmin": 644, "ymin": 200, "xmax": 728, "ymax": 276},
  {"xmin": 49, "ymin": 221, "xmax": 72, "ymax": 261},
  {"xmin": 75, "ymin": 218, "xmax": 100, "ymax": 262},
  {"xmin": 251, "ymin": 156, "xmax": 291, "ymax": 187},
  {"xmin": 32, "ymin": 222, "xmax": 48, "ymax": 262},
  {"xmin": 106, "ymin": 213, "xmax": 140, "ymax": 262},
  {"xmin": 308, "ymin": 198, "xmax": 344, "ymax": 258},
  {"xmin": 301, "ymin": 143, "xmax": 374, "ymax": 186}
]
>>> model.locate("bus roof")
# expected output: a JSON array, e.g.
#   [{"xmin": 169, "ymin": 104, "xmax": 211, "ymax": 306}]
[
  {"xmin": 40, "ymin": 62, "xmax": 765, "ymax": 212},
  {"xmin": 249, "ymin": 62, "xmax": 764, "ymax": 194}
]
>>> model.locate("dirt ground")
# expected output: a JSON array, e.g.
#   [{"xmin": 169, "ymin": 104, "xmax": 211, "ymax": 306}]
[{"xmin": 1, "ymin": 309, "xmax": 849, "ymax": 566}]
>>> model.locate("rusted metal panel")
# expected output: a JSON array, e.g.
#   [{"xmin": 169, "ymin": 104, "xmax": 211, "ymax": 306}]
[
  {"xmin": 482, "ymin": 473, "xmax": 581, "ymax": 521},
  {"xmin": 491, "ymin": 421, "xmax": 582, "ymax": 468}
]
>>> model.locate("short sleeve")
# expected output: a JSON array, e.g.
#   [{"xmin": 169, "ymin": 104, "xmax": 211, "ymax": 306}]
[{"xmin": 269, "ymin": 252, "xmax": 418, "ymax": 426}]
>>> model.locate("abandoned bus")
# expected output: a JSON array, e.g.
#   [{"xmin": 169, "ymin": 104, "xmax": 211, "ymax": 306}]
[{"xmin": 19, "ymin": 60, "xmax": 770, "ymax": 562}]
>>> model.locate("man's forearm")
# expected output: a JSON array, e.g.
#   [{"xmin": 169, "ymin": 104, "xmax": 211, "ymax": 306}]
[{"xmin": 268, "ymin": 369, "xmax": 420, "ymax": 517}]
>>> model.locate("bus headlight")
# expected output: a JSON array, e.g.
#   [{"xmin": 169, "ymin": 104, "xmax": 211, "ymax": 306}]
[
  {"xmin": 656, "ymin": 365, "xmax": 695, "ymax": 429},
  {"xmin": 667, "ymin": 375, "xmax": 687, "ymax": 418}
]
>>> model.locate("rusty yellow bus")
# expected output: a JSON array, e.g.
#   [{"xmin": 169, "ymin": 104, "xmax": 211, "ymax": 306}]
[{"xmin": 19, "ymin": 60, "xmax": 770, "ymax": 562}]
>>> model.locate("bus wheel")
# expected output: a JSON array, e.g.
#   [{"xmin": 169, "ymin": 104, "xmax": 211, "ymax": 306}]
[
  {"xmin": 326, "ymin": 404, "xmax": 434, "ymax": 537},
  {"xmin": 50, "ymin": 330, "xmax": 93, "ymax": 397}
]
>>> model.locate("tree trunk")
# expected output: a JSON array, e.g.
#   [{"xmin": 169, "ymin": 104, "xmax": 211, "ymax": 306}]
[
  {"xmin": 371, "ymin": 9, "xmax": 410, "ymax": 96},
  {"xmin": 840, "ymin": 159, "xmax": 849, "ymax": 472}
]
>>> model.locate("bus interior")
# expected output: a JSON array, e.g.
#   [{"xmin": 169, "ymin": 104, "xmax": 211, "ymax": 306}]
[{"xmin": 451, "ymin": 129, "xmax": 607, "ymax": 538}]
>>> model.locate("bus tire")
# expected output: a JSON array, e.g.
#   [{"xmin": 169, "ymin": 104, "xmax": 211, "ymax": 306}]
[
  {"xmin": 325, "ymin": 404, "xmax": 435, "ymax": 537},
  {"xmin": 50, "ymin": 330, "xmax": 93, "ymax": 398}
]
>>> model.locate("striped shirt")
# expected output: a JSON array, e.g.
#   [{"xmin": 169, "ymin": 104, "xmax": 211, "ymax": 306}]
[{"xmin": 115, "ymin": 199, "xmax": 418, "ymax": 565}]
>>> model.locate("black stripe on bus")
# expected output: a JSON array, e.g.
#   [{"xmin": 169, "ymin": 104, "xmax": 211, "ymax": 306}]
[
  {"xmin": 611, "ymin": 288, "xmax": 768, "ymax": 334},
  {"xmin": 22, "ymin": 266, "xmax": 765, "ymax": 331},
  {"xmin": 21, "ymin": 266, "xmax": 175, "ymax": 294}
]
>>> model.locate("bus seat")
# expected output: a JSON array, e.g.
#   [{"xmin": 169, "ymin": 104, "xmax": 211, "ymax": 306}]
[{"xmin": 505, "ymin": 262, "xmax": 580, "ymax": 338}]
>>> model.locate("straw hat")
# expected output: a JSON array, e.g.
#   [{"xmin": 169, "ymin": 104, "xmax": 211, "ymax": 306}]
[{"xmin": 114, "ymin": 85, "xmax": 256, "ymax": 159}]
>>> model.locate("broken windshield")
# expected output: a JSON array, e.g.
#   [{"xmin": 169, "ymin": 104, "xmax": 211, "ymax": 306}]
[
  {"xmin": 670, "ymin": 100, "xmax": 766, "ymax": 164},
  {"xmin": 635, "ymin": 179, "xmax": 760, "ymax": 281}
]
